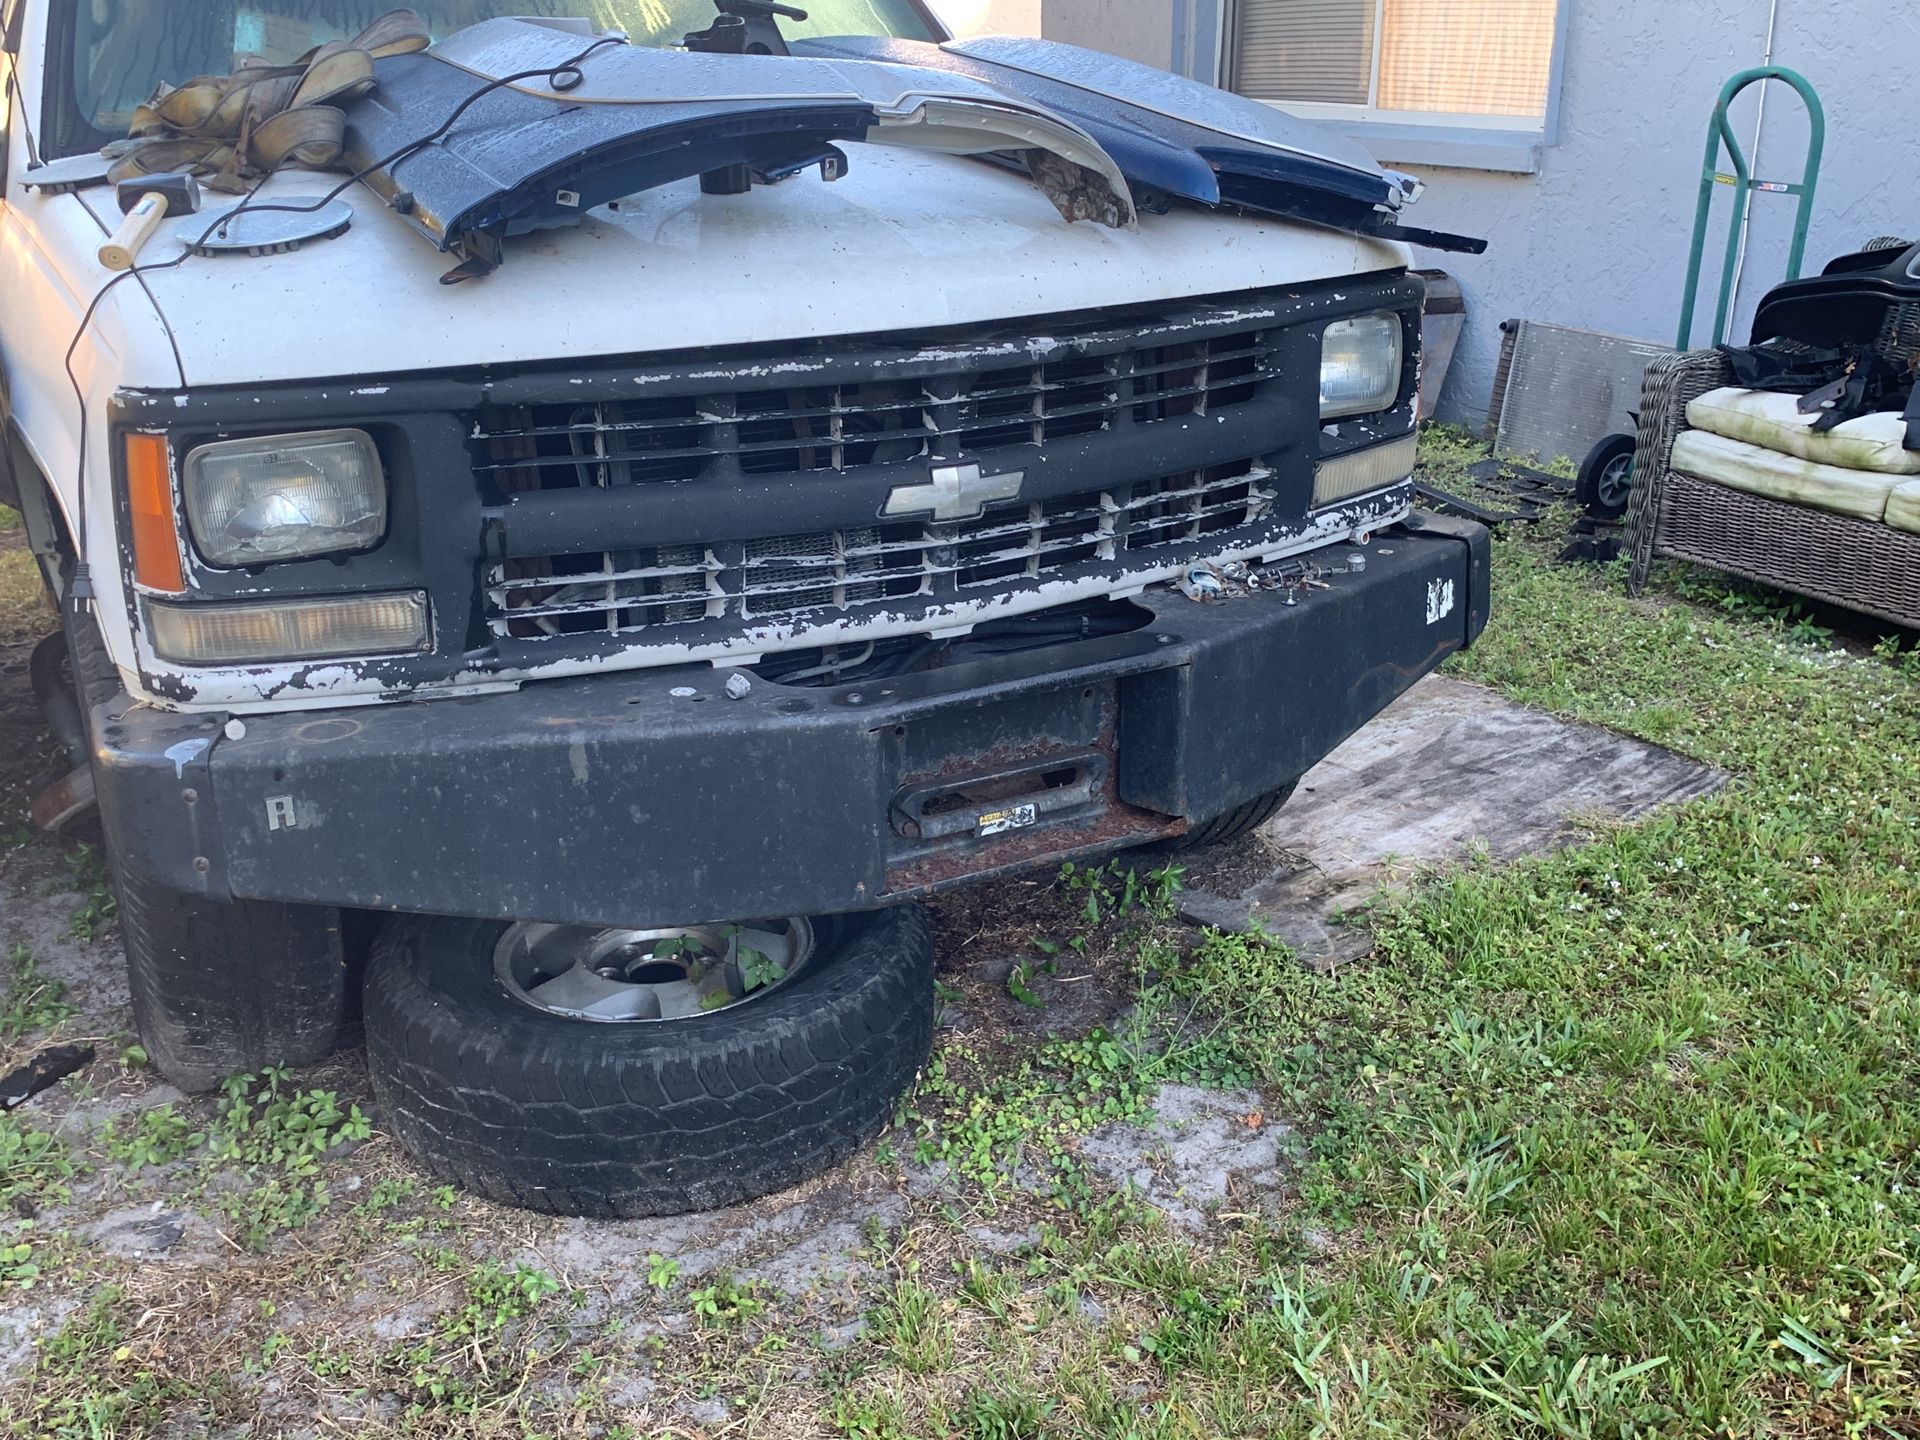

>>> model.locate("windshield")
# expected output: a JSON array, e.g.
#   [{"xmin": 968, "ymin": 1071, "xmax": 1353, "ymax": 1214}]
[{"xmin": 47, "ymin": 0, "xmax": 942, "ymax": 155}]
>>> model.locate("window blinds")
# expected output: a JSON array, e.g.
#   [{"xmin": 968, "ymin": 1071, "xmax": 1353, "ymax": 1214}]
[
  {"xmin": 1232, "ymin": 0, "xmax": 1556, "ymax": 119},
  {"xmin": 1378, "ymin": 0, "xmax": 1555, "ymax": 116},
  {"xmin": 1232, "ymin": 0, "xmax": 1376, "ymax": 106}
]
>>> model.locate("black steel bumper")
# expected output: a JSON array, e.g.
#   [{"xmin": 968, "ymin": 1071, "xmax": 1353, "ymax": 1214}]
[{"xmin": 93, "ymin": 515, "xmax": 1488, "ymax": 928}]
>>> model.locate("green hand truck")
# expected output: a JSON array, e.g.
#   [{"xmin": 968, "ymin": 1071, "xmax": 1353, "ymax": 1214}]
[
  {"xmin": 1675, "ymin": 66, "xmax": 1825, "ymax": 351},
  {"xmin": 1579, "ymin": 68, "xmax": 1825, "ymax": 517}
]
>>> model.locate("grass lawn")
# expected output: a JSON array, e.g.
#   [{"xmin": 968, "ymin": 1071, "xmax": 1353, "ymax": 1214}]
[
  {"xmin": 861, "ymin": 466, "xmax": 1920, "ymax": 1438},
  {"xmin": 0, "ymin": 504, "xmax": 51, "ymax": 644},
  {"xmin": 1153, "ymin": 515, "xmax": 1920, "ymax": 1437},
  {"xmin": 1, "ymin": 444, "xmax": 1916, "ymax": 1437}
]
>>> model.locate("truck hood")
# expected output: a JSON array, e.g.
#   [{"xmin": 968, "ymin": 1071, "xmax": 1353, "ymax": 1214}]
[{"xmin": 81, "ymin": 145, "xmax": 1406, "ymax": 392}]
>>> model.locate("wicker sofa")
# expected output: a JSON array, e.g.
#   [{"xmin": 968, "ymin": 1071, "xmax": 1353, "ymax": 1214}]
[{"xmin": 1626, "ymin": 249, "xmax": 1920, "ymax": 630}]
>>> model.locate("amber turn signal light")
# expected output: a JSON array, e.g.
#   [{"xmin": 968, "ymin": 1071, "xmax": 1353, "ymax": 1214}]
[{"xmin": 125, "ymin": 433, "xmax": 186, "ymax": 594}]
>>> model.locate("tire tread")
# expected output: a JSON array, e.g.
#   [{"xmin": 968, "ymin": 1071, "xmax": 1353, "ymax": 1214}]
[
  {"xmin": 64, "ymin": 601, "xmax": 347, "ymax": 1093},
  {"xmin": 1152, "ymin": 782, "xmax": 1298, "ymax": 854},
  {"xmin": 364, "ymin": 906, "xmax": 935, "ymax": 1219}
]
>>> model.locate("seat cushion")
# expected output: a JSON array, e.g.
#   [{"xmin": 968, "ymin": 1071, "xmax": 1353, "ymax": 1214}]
[
  {"xmin": 1687, "ymin": 388, "xmax": 1920, "ymax": 475},
  {"xmin": 1670, "ymin": 430, "xmax": 1898, "ymax": 521},
  {"xmin": 1888, "ymin": 479, "xmax": 1920, "ymax": 535}
]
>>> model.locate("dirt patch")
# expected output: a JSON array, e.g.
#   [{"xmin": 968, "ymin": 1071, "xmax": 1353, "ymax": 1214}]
[
  {"xmin": 0, "ymin": 639, "xmax": 69, "ymax": 854},
  {"xmin": 1078, "ymin": 1085, "xmax": 1292, "ymax": 1232}
]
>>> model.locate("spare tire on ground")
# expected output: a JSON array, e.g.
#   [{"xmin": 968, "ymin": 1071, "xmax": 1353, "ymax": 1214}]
[{"xmin": 363, "ymin": 904, "xmax": 934, "ymax": 1218}]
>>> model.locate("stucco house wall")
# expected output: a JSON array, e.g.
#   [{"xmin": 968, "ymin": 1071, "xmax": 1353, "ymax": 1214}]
[
  {"xmin": 958, "ymin": 0, "xmax": 1920, "ymax": 424},
  {"xmin": 943, "ymin": 0, "xmax": 1172, "ymax": 66},
  {"xmin": 936, "ymin": 0, "xmax": 1044, "ymax": 42}
]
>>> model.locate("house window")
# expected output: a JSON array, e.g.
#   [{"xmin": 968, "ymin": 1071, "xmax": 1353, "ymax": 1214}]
[{"xmin": 1230, "ymin": 0, "xmax": 1559, "ymax": 131}]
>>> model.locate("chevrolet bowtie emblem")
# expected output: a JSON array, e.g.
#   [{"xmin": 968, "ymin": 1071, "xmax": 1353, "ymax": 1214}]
[{"xmin": 884, "ymin": 462, "xmax": 1026, "ymax": 522}]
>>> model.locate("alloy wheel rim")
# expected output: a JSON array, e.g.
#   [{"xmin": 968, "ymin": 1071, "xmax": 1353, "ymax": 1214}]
[
  {"xmin": 1598, "ymin": 453, "xmax": 1635, "ymax": 509},
  {"xmin": 493, "ymin": 917, "xmax": 816, "ymax": 1023}
]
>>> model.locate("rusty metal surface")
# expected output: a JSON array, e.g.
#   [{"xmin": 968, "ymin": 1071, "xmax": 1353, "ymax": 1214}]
[
  {"xmin": 881, "ymin": 681, "xmax": 1149, "ymax": 888},
  {"xmin": 31, "ymin": 763, "xmax": 97, "ymax": 835},
  {"xmin": 885, "ymin": 800, "xmax": 1182, "ymax": 896}
]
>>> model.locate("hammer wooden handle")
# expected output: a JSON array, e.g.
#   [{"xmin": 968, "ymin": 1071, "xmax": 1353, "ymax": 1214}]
[{"xmin": 99, "ymin": 193, "xmax": 171, "ymax": 272}]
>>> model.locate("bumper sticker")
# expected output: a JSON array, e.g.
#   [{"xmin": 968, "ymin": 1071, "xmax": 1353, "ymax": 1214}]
[{"xmin": 977, "ymin": 804, "xmax": 1039, "ymax": 838}]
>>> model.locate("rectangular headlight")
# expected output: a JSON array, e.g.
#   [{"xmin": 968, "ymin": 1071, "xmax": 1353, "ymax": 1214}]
[
  {"xmin": 1320, "ymin": 314, "xmax": 1405, "ymax": 418},
  {"xmin": 147, "ymin": 592, "xmax": 430, "ymax": 665},
  {"xmin": 183, "ymin": 429, "xmax": 386, "ymax": 567},
  {"xmin": 1315, "ymin": 434, "xmax": 1418, "ymax": 508}
]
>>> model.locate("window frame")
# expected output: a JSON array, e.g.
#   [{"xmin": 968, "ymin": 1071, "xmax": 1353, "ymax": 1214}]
[{"xmin": 1209, "ymin": 0, "xmax": 1569, "ymax": 174}]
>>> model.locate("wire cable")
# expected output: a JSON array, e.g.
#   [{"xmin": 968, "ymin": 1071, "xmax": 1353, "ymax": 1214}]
[
  {"xmin": 55, "ymin": 33, "xmax": 626, "ymax": 619},
  {"xmin": 1725, "ymin": 0, "xmax": 1783, "ymax": 332},
  {"xmin": 169, "ymin": 36, "xmax": 623, "ymax": 237}
]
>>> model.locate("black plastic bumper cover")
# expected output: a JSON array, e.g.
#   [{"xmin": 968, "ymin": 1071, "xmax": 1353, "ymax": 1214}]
[{"xmin": 93, "ymin": 517, "xmax": 1488, "ymax": 929}]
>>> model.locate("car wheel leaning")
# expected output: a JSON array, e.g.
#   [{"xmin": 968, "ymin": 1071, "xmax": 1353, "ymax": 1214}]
[
  {"xmin": 363, "ymin": 904, "xmax": 935, "ymax": 1218},
  {"xmin": 1577, "ymin": 433, "xmax": 1637, "ymax": 520}
]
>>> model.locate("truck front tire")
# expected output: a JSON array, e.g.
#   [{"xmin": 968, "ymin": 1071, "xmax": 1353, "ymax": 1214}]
[
  {"xmin": 64, "ymin": 599, "xmax": 349, "ymax": 1092},
  {"xmin": 119, "ymin": 878, "xmax": 349, "ymax": 1091},
  {"xmin": 363, "ymin": 905, "xmax": 935, "ymax": 1219}
]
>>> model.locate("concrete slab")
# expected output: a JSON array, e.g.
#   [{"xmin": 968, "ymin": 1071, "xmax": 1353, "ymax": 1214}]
[{"xmin": 1176, "ymin": 675, "xmax": 1727, "ymax": 966}]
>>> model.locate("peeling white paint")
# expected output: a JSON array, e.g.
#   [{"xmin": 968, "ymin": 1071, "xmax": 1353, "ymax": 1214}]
[
  {"xmin": 162, "ymin": 738, "xmax": 211, "ymax": 779},
  {"xmin": 289, "ymin": 666, "xmax": 362, "ymax": 695}
]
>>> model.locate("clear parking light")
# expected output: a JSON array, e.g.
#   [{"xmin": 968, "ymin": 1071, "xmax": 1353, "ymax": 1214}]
[
  {"xmin": 1320, "ymin": 314, "xmax": 1404, "ymax": 418},
  {"xmin": 146, "ymin": 592, "xmax": 430, "ymax": 665},
  {"xmin": 1314, "ymin": 434, "xmax": 1419, "ymax": 509},
  {"xmin": 183, "ymin": 429, "xmax": 386, "ymax": 567}
]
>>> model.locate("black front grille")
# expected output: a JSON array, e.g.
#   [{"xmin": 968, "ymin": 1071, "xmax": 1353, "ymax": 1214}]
[
  {"xmin": 472, "ymin": 330, "xmax": 1276, "ymax": 493},
  {"xmin": 458, "ymin": 285, "xmax": 1408, "ymax": 658},
  {"xmin": 486, "ymin": 461, "xmax": 1275, "ymax": 640}
]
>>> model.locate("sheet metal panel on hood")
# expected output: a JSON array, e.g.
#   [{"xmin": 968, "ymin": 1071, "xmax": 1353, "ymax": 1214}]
[
  {"xmin": 337, "ymin": 21, "xmax": 1479, "ymax": 281},
  {"xmin": 797, "ymin": 35, "xmax": 1482, "ymax": 252},
  {"xmin": 346, "ymin": 19, "xmax": 1140, "ymax": 276}
]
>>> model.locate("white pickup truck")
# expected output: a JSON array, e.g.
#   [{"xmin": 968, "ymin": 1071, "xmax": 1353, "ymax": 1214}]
[{"xmin": 0, "ymin": 0, "xmax": 1487, "ymax": 1218}]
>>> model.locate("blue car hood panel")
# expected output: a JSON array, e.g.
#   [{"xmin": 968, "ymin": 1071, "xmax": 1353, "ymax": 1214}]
[
  {"xmin": 341, "ymin": 19, "xmax": 1481, "ymax": 279},
  {"xmin": 946, "ymin": 36, "xmax": 1386, "ymax": 177},
  {"xmin": 344, "ymin": 19, "xmax": 1139, "ymax": 277}
]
